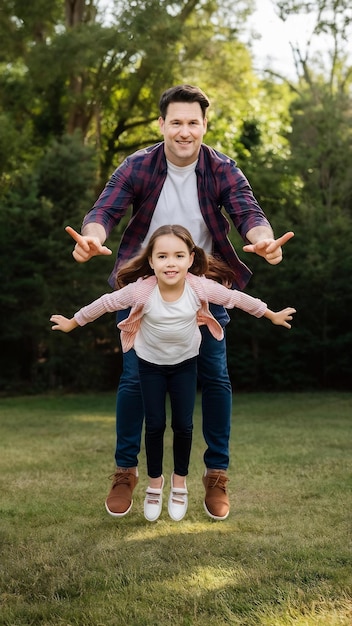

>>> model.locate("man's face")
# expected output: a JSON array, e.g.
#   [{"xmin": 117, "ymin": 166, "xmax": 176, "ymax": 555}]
[{"xmin": 158, "ymin": 101, "xmax": 207, "ymax": 166}]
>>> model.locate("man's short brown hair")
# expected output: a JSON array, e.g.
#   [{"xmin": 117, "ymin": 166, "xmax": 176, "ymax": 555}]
[{"xmin": 159, "ymin": 84, "xmax": 210, "ymax": 119}]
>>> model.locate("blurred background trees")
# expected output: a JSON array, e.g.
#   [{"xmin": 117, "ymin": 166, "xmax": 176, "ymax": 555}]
[{"xmin": 0, "ymin": 0, "xmax": 351, "ymax": 392}]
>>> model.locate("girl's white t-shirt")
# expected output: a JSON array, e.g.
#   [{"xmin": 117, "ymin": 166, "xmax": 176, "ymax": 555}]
[
  {"xmin": 133, "ymin": 282, "xmax": 201, "ymax": 365},
  {"xmin": 143, "ymin": 159, "xmax": 212, "ymax": 253}
]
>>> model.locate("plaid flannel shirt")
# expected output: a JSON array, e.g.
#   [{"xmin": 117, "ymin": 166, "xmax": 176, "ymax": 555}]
[{"xmin": 83, "ymin": 142, "xmax": 271, "ymax": 290}]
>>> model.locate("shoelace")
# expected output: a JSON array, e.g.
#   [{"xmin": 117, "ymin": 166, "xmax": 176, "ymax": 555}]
[
  {"xmin": 109, "ymin": 471, "xmax": 133, "ymax": 487},
  {"xmin": 207, "ymin": 474, "xmax": 228, "ymax": 491}
]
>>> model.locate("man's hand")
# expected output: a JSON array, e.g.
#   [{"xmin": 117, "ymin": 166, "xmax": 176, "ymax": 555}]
[
  {"xmin": 243, "ymin": 231, "xmax": 294, "ymax": 265},
  {"xmin": 65, "ymin": 225, "xmax": 112, "ymax": 263}
]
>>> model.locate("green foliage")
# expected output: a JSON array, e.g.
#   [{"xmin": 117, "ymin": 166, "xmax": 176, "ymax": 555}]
[
  {"xmin": 1, "ymin": 0, "xmax": 352, "ymax": 391},
  {"xmin": 0, "ymin": 133, "xmax": 121, "ymax": 392},
  {"xmin": 280, "ymin": 75, "xmax": 352, "ymax": 388},
  {"xmin": 223, "ymin": 24, "xmax": 352, "ymax": 391},
  {"xmin": 0, "ymin": 0, "xmax": 63, "ymax": 62}
]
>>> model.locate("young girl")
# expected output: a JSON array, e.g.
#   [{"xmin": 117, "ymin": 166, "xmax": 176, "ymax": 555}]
[{"xmin": 50, "ymin": 225, "xmax": 296, "ymax": 522}]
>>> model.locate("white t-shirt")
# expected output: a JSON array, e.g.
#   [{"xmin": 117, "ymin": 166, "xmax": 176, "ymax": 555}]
[
  {"xmin": 133, "ymin": 282, "xmax": 201, "ymax": 365},
  {"xmin": 143, "ymin": 159, "xmax": 213, "ymax": 253}
]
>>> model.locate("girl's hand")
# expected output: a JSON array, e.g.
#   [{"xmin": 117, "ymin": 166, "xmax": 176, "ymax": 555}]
[
  {"xmin": 265, "ymin": 307, "xmax": 296, "ymax": 328},
  {"xmin": 50, "ymin": 315, "xmax": 78, "ymax": 333}
]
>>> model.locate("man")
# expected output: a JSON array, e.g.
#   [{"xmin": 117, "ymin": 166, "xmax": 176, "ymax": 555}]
[{"xmin": 67, "ymin": 84, "xmax": 293, "ymax": 521}]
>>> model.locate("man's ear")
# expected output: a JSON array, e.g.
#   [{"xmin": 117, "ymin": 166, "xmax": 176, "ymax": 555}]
[{"xmin": 158, "ymin": 116, "xmax": 165, "ymax": 135}]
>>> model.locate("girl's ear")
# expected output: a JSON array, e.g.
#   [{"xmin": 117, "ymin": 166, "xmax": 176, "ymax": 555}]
[
  {"xmin": 188, "ymin": 251, "xmax": 195, "ymax": 269},
  {"xmin": 149, "ymin": 257, "xmax": 154, "ymax": 269}
]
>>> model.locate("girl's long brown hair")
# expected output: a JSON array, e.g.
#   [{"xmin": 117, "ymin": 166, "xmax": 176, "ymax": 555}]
[{"xmin": 116, "ymin": 224, "xmax": 237, "ymax": 289}]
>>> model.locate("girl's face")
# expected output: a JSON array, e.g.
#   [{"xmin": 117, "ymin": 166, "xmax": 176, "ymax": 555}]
[{"xmin": 149, "ymin": 234, "xmax": 194, "ymax": 290}]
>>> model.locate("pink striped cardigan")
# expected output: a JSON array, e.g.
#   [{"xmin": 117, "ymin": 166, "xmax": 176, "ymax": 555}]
[{"xmin": 74, "ymin": 273, "xmax": 267, "ymax": 353}]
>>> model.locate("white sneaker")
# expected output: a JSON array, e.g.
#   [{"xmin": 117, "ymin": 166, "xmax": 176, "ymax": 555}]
[
  {"xmin": 144, "ymin": 476, "xmax": 164, "ymax": 522},
  {"xmin": 168, "ymin": 473, "xmax": 188, "ymax": 521}
]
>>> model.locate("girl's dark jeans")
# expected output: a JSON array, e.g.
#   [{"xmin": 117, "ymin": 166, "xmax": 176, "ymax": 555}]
[{"xmin": 137, "ymin": 356, "xmax": 197, "ymax": 478}]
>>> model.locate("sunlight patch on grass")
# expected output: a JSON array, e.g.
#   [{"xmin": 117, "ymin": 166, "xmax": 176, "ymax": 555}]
[
  {"xmin": 74, "ymin": 414, "xmax": 114, "ymax": 423},
  {"xmin": 163, "ymin": 564, "xmax": 248, "ymax": 591},
  {"xmin": 124, "ymin": 519, "xmax": 231, "ymax": 542},
  {"xmin": 259, "ymin": 594, "xmax": 352, "ymax": 625}
]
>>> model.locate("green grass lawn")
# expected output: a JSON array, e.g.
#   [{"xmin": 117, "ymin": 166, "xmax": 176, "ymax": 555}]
[{"xmin": 0, "ymin": 392, "xmax": 351, "ymax": 626}]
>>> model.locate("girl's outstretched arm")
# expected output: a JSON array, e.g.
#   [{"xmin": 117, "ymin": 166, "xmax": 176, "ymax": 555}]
[
  {"xmin": 50, "ymin": 281, "xmax": 138, "ymax": 333},
  {"xmin": 50, "ymin": 315, "xmax": 79, "ymax": 333},
  {"xmin": 264, "ymin": 307, "xmax": 296, "ymax": 329}
]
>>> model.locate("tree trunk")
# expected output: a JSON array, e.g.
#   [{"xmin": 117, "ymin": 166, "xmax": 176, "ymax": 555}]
[{"xmin": 65, "ymin": 0, "xmax": 86, "ymax": 28}]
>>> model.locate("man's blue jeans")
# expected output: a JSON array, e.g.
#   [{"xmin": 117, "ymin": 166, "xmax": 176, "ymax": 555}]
[{"xmin": 115, "ymin": 308, "xmax": 232, "ymax": 470}]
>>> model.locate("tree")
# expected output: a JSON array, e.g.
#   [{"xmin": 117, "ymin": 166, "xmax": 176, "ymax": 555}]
[
  {"xmin": 2, "ymin": 0, "xmax": 351, "ymax": 391},
  {"xmin": 216, "ymin": 1, "xmax": 352, "ymax": 390},
  {"xmin": 0, "ymin": 133, "xmax": 122, "ymax": 392},
  {"xmin": 257, "ymin": 0, "xmax": 352, "ymax": 388},
  {"xmin": 0, "ymin": 0, "xmax": 267, "ymax": 393},
  {"xmin": 1, "ymin": 0, "xmax": 257, "ymax": 180}
]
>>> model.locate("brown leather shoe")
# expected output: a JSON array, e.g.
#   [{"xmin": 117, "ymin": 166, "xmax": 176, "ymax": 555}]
[
  {"xmin": 105, "ymin": 467, "xmax": 139, "ymax": 517},
  {"xmin": 202, "ymin": 469, "xmax": 229, "ymax": 520}
]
